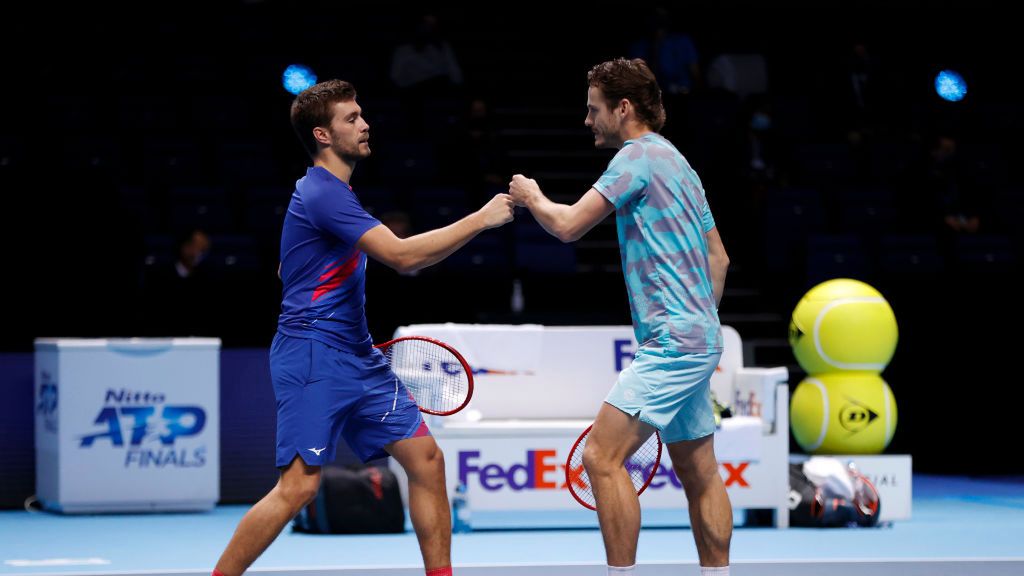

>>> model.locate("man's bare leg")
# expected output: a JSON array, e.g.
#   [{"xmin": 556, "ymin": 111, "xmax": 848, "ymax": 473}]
[
  {"xmin": 583, "ymin": 402, "xmax": 658, "ymax": 568},
  {"xmin": 668, "ymin": 435, "xmax": 732, "ymax": 567},
  {"xmin": 388, "ymin": 435, "xmax": 451, "ymax": 570},
  {"xmin": 215, "ymin": 456, "xmax": 321, "ymax": 576}
]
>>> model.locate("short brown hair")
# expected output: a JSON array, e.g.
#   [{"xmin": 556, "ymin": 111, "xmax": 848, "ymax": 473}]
[
  {"xmin": 290, "ymin": 79, "xmax": 357, "ymax": 158},
  {"xmin": 587, "ymin": 58, "xmax": 665, "ymax": 132}
]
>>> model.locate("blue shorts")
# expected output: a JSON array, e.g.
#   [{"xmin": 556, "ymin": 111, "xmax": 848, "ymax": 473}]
[
  {"xmin": 605, "ymin": 349, "xmax": 722, "ymax": 444},
  {"xmin": 269, "ymin": 332, "xmax": 428, "ymax": 467}
]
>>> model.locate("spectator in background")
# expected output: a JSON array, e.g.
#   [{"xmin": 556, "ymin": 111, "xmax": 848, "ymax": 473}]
[
  {"xmin": 845, "ymin": 39, "xmax": 876, "ymax": 143},
  {"xmin": 143, "ymin": 228, "xmax": 215, "ymax": 336},
  {"xmin": 744, "ymin": 94, "xmax": 776, "ymax": 184},
  {"xmin": 463, "ymin": 99, "xmax": 504, "ymax": 188},
  {"xmin": 628, "ymin": 7, "xmax": 701, "ymax": 96},
  {"xmin": 440, "ymin": 97, "xmax": 505, "ymax": 198},
  {"xmin": 628, "ymin": 7, "xmax": 700, "ymax": 142},
  {"xmin": 927, "ymin": 134, "xmax": 982, "ymax": 234},
  {"xmin": 390, "ymin": 13, "xmax": 464, "ymax": 133},
  {"xmin": 175, "ymin": 228, "xmax": 212, "ymax": 279}
]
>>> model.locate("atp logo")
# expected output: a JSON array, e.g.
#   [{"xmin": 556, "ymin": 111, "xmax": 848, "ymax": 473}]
[
  {"xmin": 80, "ymin": 405, "xmax": 206, "ymax": 447},
  {"xmin": 37, "ymin": 374, "xmax": 58, "ymax": 433},
  {"xmin": 79, "ymin": 388, "xmax": 208, "ymax": 468}
]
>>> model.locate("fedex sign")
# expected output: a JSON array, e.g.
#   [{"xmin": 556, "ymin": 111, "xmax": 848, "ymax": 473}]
[
  {"xmin": 459, "ymin": 450, "xmax": 562, "ymax": 490},
  {"xmin": 458, "ymin": 449, "xmax": 751, "ymax": 491},
  {"xmin": 614, "ymin": 339, "xmax": 634, "ymax": 371}
]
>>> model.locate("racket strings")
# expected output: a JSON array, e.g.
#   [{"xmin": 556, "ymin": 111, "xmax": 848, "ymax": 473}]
[
  {"xmin": 384, "ymin": 340, "xmax": 470, "ymax": 414},
  {"xmin": 567, "ymin": 429, "xmax": 661, "ymax": 510}
]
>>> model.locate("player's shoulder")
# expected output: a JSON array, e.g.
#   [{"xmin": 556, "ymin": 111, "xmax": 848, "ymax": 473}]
[
  {"xmin": 625, "ymin": 133, "xmax": 675, "ymax": 154},
  {"xmin": 301, "ymin": 168, "xmax": 353, "ymax": 201},
  {"xmin": 306, "ymin": 166, "xmax": 350, "ymax": 189},
  {"xmin": 614, "ymin": 136, "xmax": 652, "ymax": 163}
]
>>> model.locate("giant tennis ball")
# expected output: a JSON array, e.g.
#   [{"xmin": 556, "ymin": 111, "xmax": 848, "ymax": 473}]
[
  {"xmin": 788, "ymin": 278, "xmax": 897, "ymax": 374},
  {"xmin": 790, "ymin": 373, "xmax": 897, "ymax": 454}
]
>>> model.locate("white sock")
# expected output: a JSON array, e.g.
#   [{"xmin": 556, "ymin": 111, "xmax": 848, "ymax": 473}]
[
  {"xmin": 607, "ymin": 564, "xmax": 635, "ymax": 575},
  {"xmin": 700, "ymin": 566, "xmax": 729, "ymax": 576}
]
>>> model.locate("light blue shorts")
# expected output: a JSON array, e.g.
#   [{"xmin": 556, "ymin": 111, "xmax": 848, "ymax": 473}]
[{"xmin": 605, "ymin": 349, "xmax": 722, "ymax": 444}]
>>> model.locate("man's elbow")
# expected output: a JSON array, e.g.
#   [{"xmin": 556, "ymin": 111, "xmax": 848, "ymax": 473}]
[
  {"xmin": 556, "ymin": 222, "xmax": 585, "ymax": 243},
  {"xmin": 557, "ymin": 230, "xmax": 581, "ymax": 243},
  {"xmin": 392, "ymin": 256, "xmax": 420, "ymax": 275},
  {"xmin": 381, "ymin": 237, "xmax": 426, "ymax": 274},
  {"xmin": 372, "ymin": 246, "xmax": 419, "ymax": 275},
  {"xmin": 711, "ymin": 253, "xmax": 730, "ymax": 275}
]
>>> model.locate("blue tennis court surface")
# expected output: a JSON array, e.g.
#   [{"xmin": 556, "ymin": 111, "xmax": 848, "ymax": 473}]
[{"xmin": 1, "ymin": 475, "xmax": 1022, "ymax": 576}]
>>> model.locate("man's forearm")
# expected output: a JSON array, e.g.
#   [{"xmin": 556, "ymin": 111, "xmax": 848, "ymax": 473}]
[
  {"xmin": 397, "ymin": 212, "xmax": 487, "ymax": 272},
  {"xmin": 525, "ymin": 194, "xmax": 575, "ymax": 242}
]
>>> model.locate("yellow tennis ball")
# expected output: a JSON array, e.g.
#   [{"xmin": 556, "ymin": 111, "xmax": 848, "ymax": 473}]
[
  {"xmin": 788, "ymin": 278, "xmax": 898, "ymax": 374},
  {"xmin": 790, "ymin": 373, "xmax": 897, "ymax": 454}
]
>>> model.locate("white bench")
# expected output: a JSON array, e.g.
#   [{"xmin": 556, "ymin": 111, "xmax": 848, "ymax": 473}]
[{"xmin": 389, "ymin": 324, "xmax": 790, "ymax": 528}]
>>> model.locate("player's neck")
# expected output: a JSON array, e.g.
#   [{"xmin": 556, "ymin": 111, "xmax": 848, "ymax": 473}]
[
  {"xmin": 314, "ymin": 154, "xmax": 355, "ymax": 184},
  {"xmin": 614, "ymin": 119, "xmax": 655, "ymax": 147},
  {"xmin": 620, "ymin": 123, "xmax": 654, "ymax": 146}
]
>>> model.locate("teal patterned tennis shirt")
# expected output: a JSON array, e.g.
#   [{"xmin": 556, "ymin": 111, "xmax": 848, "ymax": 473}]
[{"xmin": 593, "ymin": 133, "xmax": 723, "ymax": 354}]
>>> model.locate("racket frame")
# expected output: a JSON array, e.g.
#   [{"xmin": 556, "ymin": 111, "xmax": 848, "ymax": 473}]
[
  {"xmin": 565, "ymin": 423, "xmax": 663, "ymax": 510},
  {"xmin": 374, "ymin": 335, "xmax": 474, "ymax": 416}
]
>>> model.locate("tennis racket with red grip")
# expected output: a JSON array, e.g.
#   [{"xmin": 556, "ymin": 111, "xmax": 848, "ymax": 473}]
[
  {"xmin": 565, "ymin": 424, "xmax": 663, "ymax": 510},
  {"xmin": 374, "ymin": 336, "xmax": 474, "ymax": 416}
]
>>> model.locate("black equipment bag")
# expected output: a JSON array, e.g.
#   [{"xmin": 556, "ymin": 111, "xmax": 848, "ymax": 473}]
[
  {"xmin": 788, "ymin": 462, "xmax": 881, "ymax": 528},
  {"xmin": 293, "ymin": 464, "xmax": 405, "ymax": 534}
]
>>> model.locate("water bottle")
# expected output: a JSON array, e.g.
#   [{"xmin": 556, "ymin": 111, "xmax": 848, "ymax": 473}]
[
  {"xmin": 510, "ymin": 278, "xmax": 524, "ymax": 314},
  {"xmin": 451, "ymin": 482, "xmax": 472, "ymax": 533}
]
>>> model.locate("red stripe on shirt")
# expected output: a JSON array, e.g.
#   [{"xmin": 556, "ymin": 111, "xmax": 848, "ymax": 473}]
[{"xmin": 311, "ymin": 251, "xmax": 361, "ymax": 302}]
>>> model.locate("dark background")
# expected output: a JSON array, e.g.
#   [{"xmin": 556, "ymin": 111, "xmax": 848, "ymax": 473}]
[{"xmin": 2, "ymin": 3, "xmax": 1022, "ymax": 507}]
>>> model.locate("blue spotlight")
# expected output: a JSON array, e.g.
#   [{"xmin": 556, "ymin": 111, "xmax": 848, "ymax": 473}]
[
  {"xmin": 935, "ymin": 69, "xmax": 967, "ymax": 102},
  {"xmin": 283, "ymin": 64, "xmax": 317, "ymax": 95}
]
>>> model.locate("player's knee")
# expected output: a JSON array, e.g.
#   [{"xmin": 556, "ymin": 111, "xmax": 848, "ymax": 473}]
[
  {"xmin": 582, "ymin": 442, "xmax": 613, "ymax": 477},
  {"xmin": 279, "ymin": 475, "xmax": 320, "ymax": 508},
  {"xmin": 672, "ymin": 457, "xmax": 718, "ymax": 488},
  {"xmin": 405, "ymin": 441, "xmax": 445, "ymax": 480},
  {"xmin": 295, "ymin": 482, "xmax": 321, "ymax": 507},
  {"xmin": 422, "ymin": 441, "xmax": 445, "ymax": 473}
]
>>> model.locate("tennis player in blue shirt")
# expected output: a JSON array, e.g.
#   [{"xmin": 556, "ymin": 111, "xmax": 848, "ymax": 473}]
[{"xmin": 213, "ymin": 79, "xmax": 514, "ymax": 576}]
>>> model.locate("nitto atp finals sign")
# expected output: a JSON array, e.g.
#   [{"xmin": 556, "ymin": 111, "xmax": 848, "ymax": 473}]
[{"xmin": 79, "ymin": 388, "xmax": 208, "ymax": 468}]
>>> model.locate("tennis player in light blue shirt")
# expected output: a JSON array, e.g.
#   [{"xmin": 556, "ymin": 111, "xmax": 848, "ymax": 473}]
[{"xmin": 508, "ymin": 58, "xmax": 732, "ymax": 576}]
